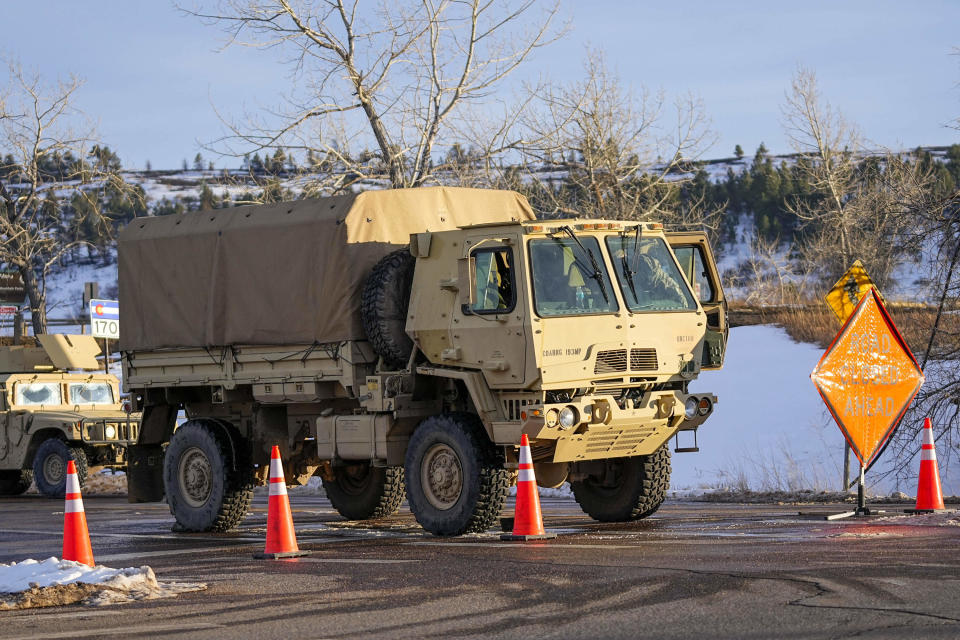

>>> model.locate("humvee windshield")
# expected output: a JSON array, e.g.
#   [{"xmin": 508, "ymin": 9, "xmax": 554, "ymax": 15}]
[
  {"xmin": 15, "ymin": 381, "xmax": 62, "ymax": 406},
  {"xmin": 605, "ymin": 235, "xmax": 697, "ymax": 312},
  {"xmin": 68, "ymin": 382, "xmax": 114, "ymax": 405},
  {"xmin": 529, "ymin": 237, "xmax": 618, "ymax": 316}
]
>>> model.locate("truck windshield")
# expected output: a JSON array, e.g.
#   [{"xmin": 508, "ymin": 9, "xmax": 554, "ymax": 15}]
[
  {"xmin": 68, "ymin": 382, "xmax": 114, "ymax": 405},
  {"xmin": 15, "ymin": 382, "xmax": 62, "ymax": 406},
  {"xmin": 605, "ymin": 234, "xmax": 697, "ymax": 312},
  {"xmin": 529, "ymin": 237, "xmax": 618, "ymax": 316}
]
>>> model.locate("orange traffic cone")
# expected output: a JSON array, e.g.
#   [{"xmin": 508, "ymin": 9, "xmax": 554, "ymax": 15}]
[
  {"xmin": 63, "ymin": 459, "xmax": 95, "ymax": 567},
  {"xmin": 911, "ymin": 418, "xmax": 945, "ymax": 512},
  {"xmin": 254, "ymin": 446, "xmax": 309, "ymax": 558},
  {"xmin": 501, "ymin": 434, "xmax": 556, "ymax": 541}
]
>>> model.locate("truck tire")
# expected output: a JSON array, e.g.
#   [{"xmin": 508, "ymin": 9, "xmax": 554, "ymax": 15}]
[
  {"xmin": 405, "ymin": 413, "xmax": 509, "ymax": 536},
  {"xmin": 361, "ymin": 249, "xmax": 416, "ymax": 369},
  {"xmin": 0, "ymin": 470, "xmax": 33, "ymax": 496},
  {"xmin": 322, "ymin": 463, "xmax": 405, "ymax": 520},
  {"xmin": 571, "ymin": 445, "xmax": 671, "ymax": 522},
  {"xmin": 163, "ymin": 420, "xmax": 254, "ymax": 532},
  {"xmin": 32, "ymin": 439, "xmax": 88, "ymax": 498}
]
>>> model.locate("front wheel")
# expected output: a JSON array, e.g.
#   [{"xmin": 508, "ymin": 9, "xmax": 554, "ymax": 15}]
[
  {"xmin": 32, "ymin": 439, "xmax": 87, "ymax": 498},
  {"xmin": 0, "ymin": 469, "xmax": 33, "ymax": 496},
  {"xmin": 571, "ymin": 445, "xmax": 671, "ymax": 522},
  {"xmin": 322, "ymin": 463, "xmax": 405, "ymax": 520},
  {"xmin": 163, "ymin": 420, "xmax": 254, "ymax": 532},
  {"xmin": 405, "ymin": 413, "xmax": 509, "ymax": 536}
]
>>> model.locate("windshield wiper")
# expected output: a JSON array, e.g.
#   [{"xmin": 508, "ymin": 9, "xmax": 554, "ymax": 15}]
[
  {"xmin": 557, "ymin": 225, "xmax": 609, "ymax": 303},
  {"xmin": 619, "ymin": 229, "xmax": 639, "ymax": 302}
]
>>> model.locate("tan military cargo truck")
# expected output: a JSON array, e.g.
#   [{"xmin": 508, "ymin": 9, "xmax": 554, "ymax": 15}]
[
  {"xmin": 119, "ymin": 187, "xmax": 726, "ymax": 535},
  {"xmin": 0, "ymin": 335, "xmax": 140, "ymax": 497}
]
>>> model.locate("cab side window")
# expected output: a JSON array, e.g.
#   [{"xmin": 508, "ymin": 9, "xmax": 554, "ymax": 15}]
[
  {"xmin": 673, "ymin": 246, "xmax": 715, "ymax": 303},
  {"xmin": 471, "ymin": 247, "xmax": 515, "ymax": 313}
]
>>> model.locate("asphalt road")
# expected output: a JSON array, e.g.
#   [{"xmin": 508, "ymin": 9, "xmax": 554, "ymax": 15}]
[{"xmin": 2, "ymin": 494, "xmax": 960, "ymax": 639}]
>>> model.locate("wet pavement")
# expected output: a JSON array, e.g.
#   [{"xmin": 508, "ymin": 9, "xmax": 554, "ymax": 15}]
[{"xmin": 2, "ymin": 495, "xmax": 960, "ymax": 638}]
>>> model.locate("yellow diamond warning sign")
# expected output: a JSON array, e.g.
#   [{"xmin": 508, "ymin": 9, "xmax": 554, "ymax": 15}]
[
  {"xmin": 825, "ymin": 260, "xmax": 882, "ymax": 324},
  {"xmin": 811, "ymin": 288, "xmax": 923, "ymax": 468}
]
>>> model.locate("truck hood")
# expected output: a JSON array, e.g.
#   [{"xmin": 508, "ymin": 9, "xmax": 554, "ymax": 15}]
[{"xmin": 535, "ymin": 311, "xmax": 706, "ymax": 386}]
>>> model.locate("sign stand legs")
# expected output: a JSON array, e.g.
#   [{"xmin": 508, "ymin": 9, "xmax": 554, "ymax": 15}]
[{"xmin": 819, "ymin": 464, "xmax": 882, "ymax": 520}]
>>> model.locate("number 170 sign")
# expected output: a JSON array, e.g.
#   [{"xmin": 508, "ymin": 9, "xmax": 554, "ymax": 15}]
[{"xmin": 89, "ymin": 298, "xmax": 120, "ymax": 340}]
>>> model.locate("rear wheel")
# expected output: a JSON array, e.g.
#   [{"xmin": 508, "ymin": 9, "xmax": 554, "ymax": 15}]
[
  {"xmin": 405, "ymin": 413, "xmax": 509, "ymax": 536},
  {"xmin": 163, "ymin": 420, "xmax": 254, "ymax": 532},
  {"xmin": 32, "ymin": 439, "xmax": 87, "ymax": 498},
  {"xmin": 571, "ymin": 445, "xmax": 671, "ymax": 522},
  {"xmin": 0, "ymin": 469, "xmax": 33, "ymax": 496},
  {"xmin": 322, "ymin": 463, "xmax": 405, "ymax": 520}
]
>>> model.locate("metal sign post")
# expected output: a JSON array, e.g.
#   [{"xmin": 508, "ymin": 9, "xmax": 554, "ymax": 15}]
[
  {"xmin": 810, "ymin": 287, "xmax": 924, "ymax": 520},
  {"xmin": 89, "ymin": 298, "xmax": 119, "ymax": 374}
]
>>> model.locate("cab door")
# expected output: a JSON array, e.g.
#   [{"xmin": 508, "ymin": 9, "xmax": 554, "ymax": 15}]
[
  {"xmin": 666, "ymin": 232, "xmax": 727, "ymax": 369},
  {"xmin": 450, "ymin": 233, "xmax": 528, "ymax": 388}
]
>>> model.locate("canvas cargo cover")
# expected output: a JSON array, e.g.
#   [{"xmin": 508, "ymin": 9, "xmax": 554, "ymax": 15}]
[{"xmin": 119, "ymin": 187, "xmax": 534, "ymax": 350}]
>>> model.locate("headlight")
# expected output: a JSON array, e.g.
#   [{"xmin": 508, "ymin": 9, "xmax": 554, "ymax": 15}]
[
  {"xmin": 558, "ymin": 406, "xmax": 579, "ymax": 429},
  {"xmin": 684, "ymin": 397, "xmax": 698, "ymax": 419},
  {"xmin": 105, "ymin": 424, "xmax": 117, "ymax": 439},
  {"xmin": 697, "ymin": 397, "xmax": 712, "ymax": 416},
  {"xmin": 545, "ymin": 409, "xmax": 560, "ymax": 428}
]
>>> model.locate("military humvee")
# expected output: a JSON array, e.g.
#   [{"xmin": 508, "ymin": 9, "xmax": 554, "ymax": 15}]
[
  {"xmin": 0, "ymin": 334, "xmax": 140, "ymax": 497},
  {"xmin": 119, "ymin": 187, "xmax": 725, "ymax": 535}
]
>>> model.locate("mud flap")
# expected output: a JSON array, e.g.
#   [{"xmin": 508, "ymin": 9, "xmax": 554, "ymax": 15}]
[{"xmin": 127, "ymin": 444, "xmax": 165, "ymax": 503}]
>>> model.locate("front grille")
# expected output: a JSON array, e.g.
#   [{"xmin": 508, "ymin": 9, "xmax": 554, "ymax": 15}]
[
  {"xmin": 594, "ymin": 349, "xmax": 628, "ymax": 374},
  {"xmin": 584, "ymin": 427, "xmax": 657, "ymax": 455},
  {"xmin": 630, "ymin": 348, "xmax": 658, "ymax": 371},
  {"xmin": 503, "ymin": 398, "xmax": 532, "ymax": 421}
]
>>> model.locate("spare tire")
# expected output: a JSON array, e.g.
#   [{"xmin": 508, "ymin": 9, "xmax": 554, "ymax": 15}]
[{"xmin": 361, "ymin": 249, "xmax": 416, "ymax": 369}]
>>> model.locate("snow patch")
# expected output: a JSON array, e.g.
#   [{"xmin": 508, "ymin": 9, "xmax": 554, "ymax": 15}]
[{"xmin": 0, "ymin": 558, "xmax": 205, "ymax": 609}]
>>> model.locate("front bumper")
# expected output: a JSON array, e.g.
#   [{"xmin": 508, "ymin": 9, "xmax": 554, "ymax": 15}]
[{"xmin": 520, "ymin": 389, "xmax": 716, "ymax": 463}]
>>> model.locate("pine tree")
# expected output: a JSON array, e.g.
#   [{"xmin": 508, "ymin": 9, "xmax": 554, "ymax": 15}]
[
  {"xmin": 193, "ymin": 152, "xmax": 204, "ymax": 171},
  {"xmin": 199, "ymin": 182, "xmax": 217, "ymax": 210},
  {"xmin": 734, "ymin": 144, "xmax": 744, "ymax": 160}
]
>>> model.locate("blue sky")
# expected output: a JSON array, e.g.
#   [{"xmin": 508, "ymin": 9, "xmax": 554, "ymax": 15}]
[{"xmin": 3, "ymin": 1, "xmax": 958, "ymax": 169}]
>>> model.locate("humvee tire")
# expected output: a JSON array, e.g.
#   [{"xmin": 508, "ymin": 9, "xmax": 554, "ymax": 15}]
[
  {"xmin": 405, "ymin": 413, "xmax": 509, "ymax": 536},
  {"xmin": 0, "ymin": 469, "xmax": 33, "ymax": 496},
  {"xmin": 33, "ymin": 439, "xmax": 87, "ymax": 498},
  {"xmin": 163, "ymin": 420, "xmax": 254, "ymax": 532},
  {"xmin": 571, "ymin": 445, "xmax": 671, "ymax": 522},
  {"xmin": 361, "ymin": 249, "xmax": 416, "ymax": 369},
  {"xmin": 322, "ymin": 463, "xmax": 405, "ymax": 520}
]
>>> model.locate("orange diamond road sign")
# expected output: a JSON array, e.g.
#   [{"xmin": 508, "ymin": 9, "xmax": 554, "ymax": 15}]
[
  {"xmin": 825, "ymin": 260, "xmax": 883, "ymax": 323},
  {"xmin": 811, "ymin": 288, "xmax": 923, "ymax": 469}
]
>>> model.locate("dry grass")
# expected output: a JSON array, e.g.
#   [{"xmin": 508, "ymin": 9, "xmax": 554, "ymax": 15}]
[{"xmin": 730, "ymin": 301, "xmax": 959, "ymax": 354}]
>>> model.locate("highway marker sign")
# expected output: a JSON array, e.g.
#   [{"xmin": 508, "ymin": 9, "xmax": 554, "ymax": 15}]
[{"xmin": 89, "ymin": 299, "xmax": 120, "ymax": 340}]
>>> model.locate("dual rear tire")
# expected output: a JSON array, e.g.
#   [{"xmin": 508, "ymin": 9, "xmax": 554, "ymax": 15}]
[{"xmin": 163, "ymin": 420, "xmax": 255, "ymax": 532}]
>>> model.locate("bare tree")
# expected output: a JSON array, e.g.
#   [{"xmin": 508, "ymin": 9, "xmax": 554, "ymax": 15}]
[
  {"xmin": 0, "ymin": 61, "xmax": 135, "ymax": 334},
  {"xmin": 782, "ymin": 68, "xmax": 931, "ymax": 290},
  {"xmin": 504, "ymin": 50, "xmax": 719, "ymax": 230},
  {"xmin": 185, "ymin": 0, "xmax": 562, "ymax": 192},
  {"xmin": 736, "ymin": 232, "xmax": 809, "ymax": 306}
]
